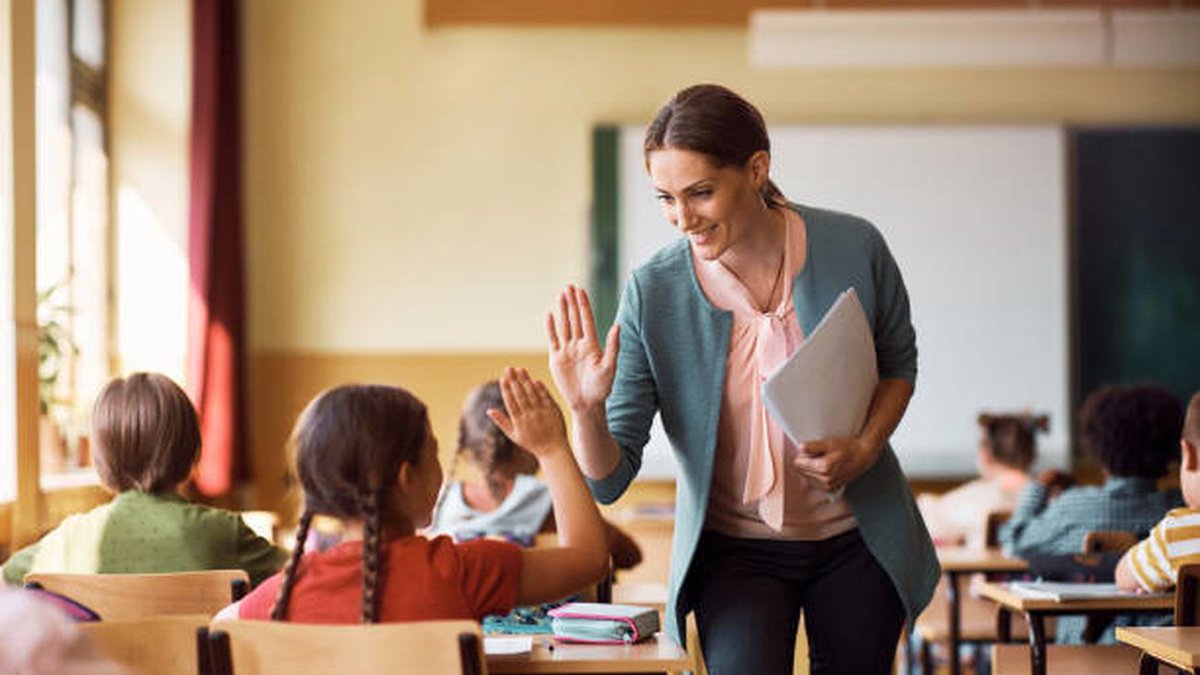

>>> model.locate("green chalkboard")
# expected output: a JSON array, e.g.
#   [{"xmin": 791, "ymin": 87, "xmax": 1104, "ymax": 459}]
[{"xmin": 1072, "ymin": 128, "xmax": 1200, "ymax": 439}]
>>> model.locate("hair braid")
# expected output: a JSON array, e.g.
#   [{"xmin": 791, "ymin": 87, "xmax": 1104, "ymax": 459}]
[
  {"xmin": 359, "ymin": 490, "xmax": 384, "ymax": 623},
  {"xmin": 270, "ymin": 509, "xmax": 314, "ymax": 621}
]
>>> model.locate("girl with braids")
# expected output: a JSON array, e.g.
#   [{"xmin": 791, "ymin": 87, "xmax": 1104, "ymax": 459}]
[
  {"xmin": 219, "ymin": 368, "xmax": 609, "ymax": 623},
  {"xmin": 428, "ymin": 380, "xmax": 642, "ymax": 570},
  {"xmin": 918, "ymin": 412, "xmax": 1050, "ymax": 548}
]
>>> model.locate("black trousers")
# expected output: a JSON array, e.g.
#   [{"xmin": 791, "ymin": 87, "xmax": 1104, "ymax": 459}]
[{"xmin": 688, "ymin": 528, "xmax": 905, "ymax": 675}]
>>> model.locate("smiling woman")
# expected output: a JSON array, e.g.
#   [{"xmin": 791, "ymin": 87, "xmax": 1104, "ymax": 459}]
[{"xmin": 546, "ymin": 84, "xmax": 939, "ymax": 675}]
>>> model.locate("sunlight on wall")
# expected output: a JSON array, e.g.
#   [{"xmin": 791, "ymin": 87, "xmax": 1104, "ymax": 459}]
[
  {"xmin": 116, "ymin": 185, "xmax": 187, "ymax": 381},
  {"xmin": 109, "ymin": 0, "xmax": 189, "ymax": 385}
]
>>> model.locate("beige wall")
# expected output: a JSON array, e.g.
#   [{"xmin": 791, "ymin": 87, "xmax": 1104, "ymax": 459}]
[{"xmin": 242, "ymin": 0, "xmax": 1200, "ymax": 354}]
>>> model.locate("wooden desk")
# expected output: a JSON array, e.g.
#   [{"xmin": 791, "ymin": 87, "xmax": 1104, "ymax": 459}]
[
  {"xmin": 1117, "ymin": 626, "xmax": 1200, "ymax": 675},
  {"xmin": 991, "ymin": 643, "xmax": 1141, "ymax": 675},
  {"xmin": 487, "ymin": 634, "xmax": 691, "ymax": 674},
  {"xmin": 931, "ymin": 547, "xmax": 1029, "ymax": 675},
  {"xmin": 978, "ymin": 581, "xmax": 1173, "ymax": 675},
  {"xmin": 612, "ymin": 583, "xmax": 668, "ymax": 611}
]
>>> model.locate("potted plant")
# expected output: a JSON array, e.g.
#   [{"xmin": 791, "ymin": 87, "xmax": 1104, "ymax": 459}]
[{"xmin": 37, "ymin": 281, "xmax": 77, "ymax": 472}]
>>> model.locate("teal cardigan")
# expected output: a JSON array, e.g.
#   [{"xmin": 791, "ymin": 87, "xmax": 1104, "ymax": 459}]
[{"xmin": 589, "ymin": 203, "xmax": 940, "ymax": 643}]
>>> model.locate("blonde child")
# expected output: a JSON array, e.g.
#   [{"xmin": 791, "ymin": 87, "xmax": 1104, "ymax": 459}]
[
  {"xmin": 1, "ymin": 372, "xmax": 285, "ymax": 587},
  {"xmin": 1117, "ymin": 391, "xmax": 1200, "ymax": 592},
  {"xmin": 918, "ymin": 413, "xmax": 1048, "ymax": 548},
  {"xmin": 219, "ymin": 368, "xmax": 609, "ymax": 622},
  {"xmin": 429, "ymin": 380, "xmax": 642, "ymax": 570}
]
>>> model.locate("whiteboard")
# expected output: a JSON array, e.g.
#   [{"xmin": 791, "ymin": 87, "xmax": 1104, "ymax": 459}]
[{"xmin": 616, "ymin": 125, "xmax": 1069, "ymax": 478}]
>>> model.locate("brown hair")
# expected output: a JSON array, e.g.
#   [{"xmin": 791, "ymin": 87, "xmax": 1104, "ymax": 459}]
[
  {"xmin": 977, "ymin": 412, "xmax": 1049, "ymax": 471},
  {"xmin": 644, "ymin": 83, "xmax": 786, "ymax": 207},
  {"xmin": 91, "ymin": 372, "xmax": 201, "ymax": 494},
  {"xmin": 270, "ymin": 384, "xmax": 429, "ymax": 623},
  {"xmin": 455, "ymin": 380, "xmax": 531, "ymax": 502},
  {"xmin": 1184, "ymin": 392, "xmax": 1200, "ymax": 447}
]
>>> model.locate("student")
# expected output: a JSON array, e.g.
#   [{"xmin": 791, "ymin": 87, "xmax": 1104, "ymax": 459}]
[
  {"xmin": 428, "ymin": 380, "xmax": 642, "ymax": 570},
  {"xmin": 219, "ymin": 368, "xmax": 608, "ymax": 623},
  {"xmin": 998, "ymin": 384, "xmax": 1184, "ymax": 643},
  {"xmin": 1117, "ymin": 391, "xmax": 1200, "ymax": 593},
  {"xmin": 1, "ymin": 373, "xmax": 286, "ymax": 587},
  {"xmin": 918, "ymin": 413, "xmax": 1048, "ymax": 548}
]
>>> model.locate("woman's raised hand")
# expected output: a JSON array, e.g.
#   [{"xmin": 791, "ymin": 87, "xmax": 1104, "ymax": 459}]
[
  {"xmin": 546, "ymin": 285, "xmax": 619, "ymax": 413},
  {"xmin": 487, "ymin": 368, "xmax": 569, "ymax": 458}
]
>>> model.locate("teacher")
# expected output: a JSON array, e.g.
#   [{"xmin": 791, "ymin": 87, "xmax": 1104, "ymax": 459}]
[{"xmin": 546, "ymin": 84, "xmax": 938, "ymax": 675}]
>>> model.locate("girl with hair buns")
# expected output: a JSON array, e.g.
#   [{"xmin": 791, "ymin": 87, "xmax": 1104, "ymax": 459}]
[
  {"xmin": 918, "ymin": 413, "xmax": 1050, "ymax": 549},
  {"xmin": 429, "ymin": 380, "xmax": 641, "ymax": 569},
  {"xmin": 219, "ymin": 368, "xmax": 609, "ymax": 624},
  {"xmin": 546, "ymin": 83, "xmax": 938, "ymax": 674}
]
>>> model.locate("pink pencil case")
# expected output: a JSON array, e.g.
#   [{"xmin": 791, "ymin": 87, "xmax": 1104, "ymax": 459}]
[{"xmin": 547, "ymin": 602, "xmax": 660, "ymax": 644}]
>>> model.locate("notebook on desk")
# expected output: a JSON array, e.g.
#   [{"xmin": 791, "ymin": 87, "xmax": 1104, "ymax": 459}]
[{"xmin": 1008, "ymin": 581, "xmax": 1154, "ymax": 601}]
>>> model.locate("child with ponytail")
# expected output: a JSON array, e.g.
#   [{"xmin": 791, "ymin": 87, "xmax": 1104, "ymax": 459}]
[
  {"xmin": 918, "ymin": 412, "xmax": 1049, "ymax": 549},
  {"xmin": 429, "ymin": 380, "xmax": 642, "ymax": 570},
  {"xmin": 219, "ymin": 368, "xmax": 609, "ymax": 623}
]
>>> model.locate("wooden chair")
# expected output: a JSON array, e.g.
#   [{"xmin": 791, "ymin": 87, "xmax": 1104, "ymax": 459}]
[
  {"xmin": 986, "ymin": 509, "xmax": 1013, "ymax": 548},
  {"xmin": 1079, "ymin": 530, "xmax": 1139, "ymax": 643},
  {"xmin": 205, "ymin": 619, "xmax": 486, "ymax": 675},
  {"xmin": 24, "ymin": 570, "xmax": 249, "ymax": 619},
  {"xmin": 1082, "ymin": 530, "xmax": 1139, "ymax": 555},
  {"xmin": 80, "ymin": 614, "xmax": 212, "ymax": 675},
  {"xmin": 1175, "ymin": 563, "xmax": 1200, "ymax": 625}
]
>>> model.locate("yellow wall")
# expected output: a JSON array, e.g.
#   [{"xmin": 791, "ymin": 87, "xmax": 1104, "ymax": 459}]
[
  {"xmin": 240, "ymin": 0, "xmax": 1200, "ymax": 510},
  {"xmin": 242, "ymin": 0, "xmax": 1200, "ymax": 354},
  {"xmin": 104, "ymin": 0, "xmax": 1200, "ymax": 510}
]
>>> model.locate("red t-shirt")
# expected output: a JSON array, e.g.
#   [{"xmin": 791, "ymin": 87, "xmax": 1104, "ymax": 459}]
[{"xmin": 238, "ymin": 535, "xmax": 522, "ymax": 623}]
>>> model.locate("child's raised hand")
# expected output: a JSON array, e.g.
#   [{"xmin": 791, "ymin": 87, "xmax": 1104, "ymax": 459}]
[{"xmin": 487, "ymin": 367, "xmax": 569, "ymax": 458}]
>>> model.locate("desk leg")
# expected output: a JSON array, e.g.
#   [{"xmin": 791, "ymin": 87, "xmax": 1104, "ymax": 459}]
[
  {"xmin": 1025, "ymin": 612, "xmax": 1047, "ymax": 675},
  {"xmin": 947, "ymin": 571, "xmax": 962, "ymax": 675},
  {"xmin": 996, "ymin": 607, "xmax": 1012, "ymax": 643}
]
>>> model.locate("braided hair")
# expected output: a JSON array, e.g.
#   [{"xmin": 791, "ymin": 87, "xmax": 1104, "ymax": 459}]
[{"xmin": 269, "ymin": 384, "xmax": 429, "ymax": 623}]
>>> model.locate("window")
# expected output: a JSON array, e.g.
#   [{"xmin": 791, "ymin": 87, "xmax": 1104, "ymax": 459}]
[{"xmin": 35, "ymin": 0, "xmax": 109, "ymax": 486}]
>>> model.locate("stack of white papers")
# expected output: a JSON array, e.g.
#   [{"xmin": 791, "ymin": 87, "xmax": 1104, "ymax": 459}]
[
  {"xmin": 763, "ymin": 288, "xmax": 877, "ymax": 447},
  {"xmin": 483, "ymin": 635, "xmax": 533, "ymax": 655}
]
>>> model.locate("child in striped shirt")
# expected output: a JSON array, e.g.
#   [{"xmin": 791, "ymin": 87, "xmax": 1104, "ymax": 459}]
[{"xmin": 1117, "ymin": 391, "xmax": 1200, "ymax": 592}]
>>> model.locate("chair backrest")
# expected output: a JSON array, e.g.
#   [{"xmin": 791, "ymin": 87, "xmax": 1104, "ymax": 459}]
[
  {"xmin": 206, "ymin": 619, "xmax": 486, "ymax": 675},
  {"xmin": 1175, "ymin": 563, "xmax": 1200, "ymax": 625},
  {"xmin": 25, "ymin": 570, "xmax": 250, "ymax": 620},
  {"xmin": 984, "ymin": 510, "xmax": 1012, "ymax": 549},
  {"xmin": 1081, "ymin": 530, "xmax": 1138, "ymax": 554},
  {"xmin": 80, "ymin": 614, "xmax": 211, "ymax": 675}
]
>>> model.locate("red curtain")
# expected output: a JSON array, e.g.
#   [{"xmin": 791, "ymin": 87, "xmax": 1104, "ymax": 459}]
[{"xmin": 188, "ymin": 0, "xmax": 244, "ymax": 497}]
